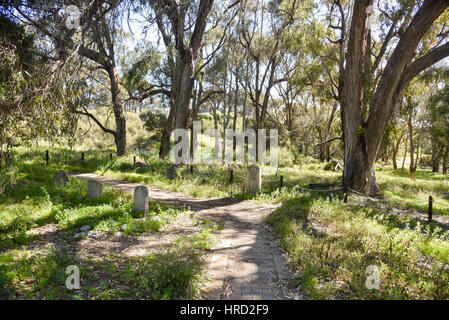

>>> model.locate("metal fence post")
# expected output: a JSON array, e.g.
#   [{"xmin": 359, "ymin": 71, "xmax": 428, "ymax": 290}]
[{"xmin": 428, "ymin": 196, "xmax": 433, "ymax": 223}]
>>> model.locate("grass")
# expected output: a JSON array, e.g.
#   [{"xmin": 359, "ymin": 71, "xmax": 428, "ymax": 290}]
[
  {"xmin": 0, "ymin": 150, "xmax": 221, "ymax": 299},
  {"xmin": 0, "ymin": 166, "xmax": 134, "ymax": 248},
  {"xmin": 0, "ymin": 242, "xmax": 210, "ymax": 300},
  {"xmin": 266, "ymin": 190, "xmax": 449, "ymax": 299},
  {"xmin": 3, "ymin": 146, "xmax": 449, "ymax": 300}
]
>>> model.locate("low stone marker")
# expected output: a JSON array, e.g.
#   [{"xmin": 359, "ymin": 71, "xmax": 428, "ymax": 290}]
[
  {"xmin": 247, "ymin": 164, "xmax": 261, "ymax": 193},
  {"xmin": 134, "ymin": 161, "xmax": 147, "ymax": 170},
  {"xmin": 166, "ymin": 165, "xmax": 177, "ymax": 180},
  {"xmin": 87, "ymin": 180, "xmax": 102, "ymax": 198},
  {"xmin": 53, "ymin": 170, "xmax": 69, "ymax": 186},
  {"xmin": 133, "ymin": 185, "xmax": 149, "ymax": 214}
]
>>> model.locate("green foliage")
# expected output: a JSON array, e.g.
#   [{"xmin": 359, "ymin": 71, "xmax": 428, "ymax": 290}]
[
  {"xmin": 126, "ymin": 247, "xmax": 206, "ymax": 299},
  {"xmin": 139, "ymin": 110, "xmax": 167, "ymax": 132},
  {"xmin": 0, "ymin": 14, "xmax": 77, "ymax": 150},
  {"xmin": 123, "ymin": 217, "xmax": 166, "ymax": 234},
  {"xmin": 429, "ymin": 84, "xmax": 449, "ymax": 154},
  {"xmin": 267, "ymin": 194, "xmax": 449, "ymax": 299},
  {"xmin": 0, "ymin": 249, "xmax": 79, "ymax": 299}
]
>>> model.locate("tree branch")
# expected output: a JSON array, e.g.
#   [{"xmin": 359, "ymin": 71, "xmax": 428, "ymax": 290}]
[{"xmin": 74, "ymin": 107, "xmax": 116, "ymax": 136}]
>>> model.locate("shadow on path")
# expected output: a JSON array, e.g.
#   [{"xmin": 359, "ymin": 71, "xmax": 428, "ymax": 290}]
[{"xmin": 68, "ymin": 172, "xmax": 298, "ymax": 300}]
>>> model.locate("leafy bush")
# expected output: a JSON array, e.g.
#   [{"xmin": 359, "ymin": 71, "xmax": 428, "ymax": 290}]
[
  {"xmin": 278, "ymin": 146, "xmax": 296, "ymax": 167},
  {"xmin": 128, "ymin": 247, "xmax": 205, "ymax": 299},
  {"xmin": 139, "ymin": 110, "xmax": 167, "ymax": 132},
  {"xmin": 123, "ymin": 217, "xmax": 166, "ymax": 234}
]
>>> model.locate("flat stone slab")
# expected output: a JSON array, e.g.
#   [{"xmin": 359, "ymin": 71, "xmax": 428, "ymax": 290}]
[
  {"xmin": 87, "ymin": 180, "xmax": 102, "ymax": 198},
  {"xmin": 53, "ymin": 170, "xmax": 69, "ymax": 186}
]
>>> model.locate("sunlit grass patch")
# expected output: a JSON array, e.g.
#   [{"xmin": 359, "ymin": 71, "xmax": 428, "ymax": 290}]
[
  {"xmin": 267, "ymin": 195, "xmax": 449, "ymax": 299},
  {"xmin": 0, "ymin": 249, "xmax": 80, "ymax": 299}
]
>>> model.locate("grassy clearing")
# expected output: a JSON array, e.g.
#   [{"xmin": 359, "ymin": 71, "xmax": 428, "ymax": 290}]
[
  {"xmin": 0, "ymin": 236, "xmax": 214, "ymax": 299},
  {"xmin": 0, "ymin": 153, "xmax": 220, "ymax": 299},
  {"xmin": 265, "ymin": 189, "xmax": 449, "ymax": 299},
  {"xmin": 4, "ymin": 146, "xmax": 449, "ymax": 300}
]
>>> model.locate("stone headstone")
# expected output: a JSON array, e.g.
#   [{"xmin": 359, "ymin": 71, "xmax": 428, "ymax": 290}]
[
  {"xmin": 134, "ymin": 162, "xmax": 147, "ymax": 170},
  {"xmin": 53, "ymin": 170, "xmax": 69, "ymax": 186},
  {"xmin": 87, "ymin": 180, "xmax": 102, "ymax": 198},
  {"xmin": 74, "ymin": 232, "xmax": 87, "ymax": 239},
  {"xmin": 247, "ymin": 165, "xmax": 261, "ymax": 193},
  {"xmin": 133, "ymin": 185, "xmax": 149, "ymax": 214},
  {"xmin": 166, "ymin": 166, "xmax": 177, "ymax": 180},
  {"xmin": 79, "ymin": 225, "xmax": 91, "ymax": 232}
]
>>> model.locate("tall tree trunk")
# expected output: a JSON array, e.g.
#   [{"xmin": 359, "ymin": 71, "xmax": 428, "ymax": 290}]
[
  {"xmin": 402, "ymin": 133, "xmax": 408, "ymax": 171},
  {"xmin": 174, "ymin": 59, "xmax": 195, "ymax": 130},
  {"xmin": 340, "ymin": 0, "xmax": 448, "ymax": 196},
  {"xmin": 232, "ymin": 72, "xmax": 239, "ymax": 156},
  {"xmin": 443, "ymin": 146, "xmax": 448, "ymax": 174},
  {"xmin": 431, "ymin": 141, "xmax": 440, "ymax": 172},
  {"xmin": 392, "ymin": 149, "xmax": 398, "ymax": 170},
  {"xmin": 391, "ymin": 131, "xmax": 404, "ymax": 170},
  {"xmin": 155, "ymin": 0, "xmax": 214, "ymax": 159},
  {"xmin": 408, "ymin": 113, "xmax": 416, "ymax": 180},
  {"xmin": 108, "ymin": 64, "xmax": 127, "ymax": 156},
  {"xmin": 340, "ymin": 0, "xmax": 379, "ymax": 195}
]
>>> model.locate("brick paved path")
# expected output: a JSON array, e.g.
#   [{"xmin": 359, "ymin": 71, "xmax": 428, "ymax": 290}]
[{"xmin": 69, "ymin": 173, "xmax": 297, "ymax": 300}]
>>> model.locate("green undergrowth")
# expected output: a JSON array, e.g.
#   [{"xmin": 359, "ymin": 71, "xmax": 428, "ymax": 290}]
[{"xmin": 266, "ymin": 191, "xmax": 449, "ymax": 299}]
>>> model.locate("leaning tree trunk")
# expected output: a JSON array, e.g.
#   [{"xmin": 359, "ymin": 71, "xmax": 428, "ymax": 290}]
[
  {"xmin": 342, "ymin": 136, "xmax": 382, "ymax": 196},
  {"xmin": 108, "ymin": 64, "xmax": 127, "ymax": 156}
]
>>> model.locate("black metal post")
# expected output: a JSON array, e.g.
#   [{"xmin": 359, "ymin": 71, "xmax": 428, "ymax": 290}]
[{"xmin": 428, "ymin": 196, "xmax": 433, "ymax": 223}]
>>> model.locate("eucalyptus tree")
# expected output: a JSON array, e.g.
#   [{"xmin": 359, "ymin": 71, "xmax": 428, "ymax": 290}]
[
  {"xmin": 8, "ymin": 0, "xmax": 135, "ymax": 156},
  {"xmin": 0, "ymin": 8, "xmax": 77, "ymax": 156},
  {"xmin": 429, "ymin": 83, "xmax": 449, "ymax": 173},
  {"xmin": 133, "ymin": 0, "xmax": 239, "ymax": 158},
  {"xmin": 325, "ymin": 0, "xmax": 449, "ymax": 196}
]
